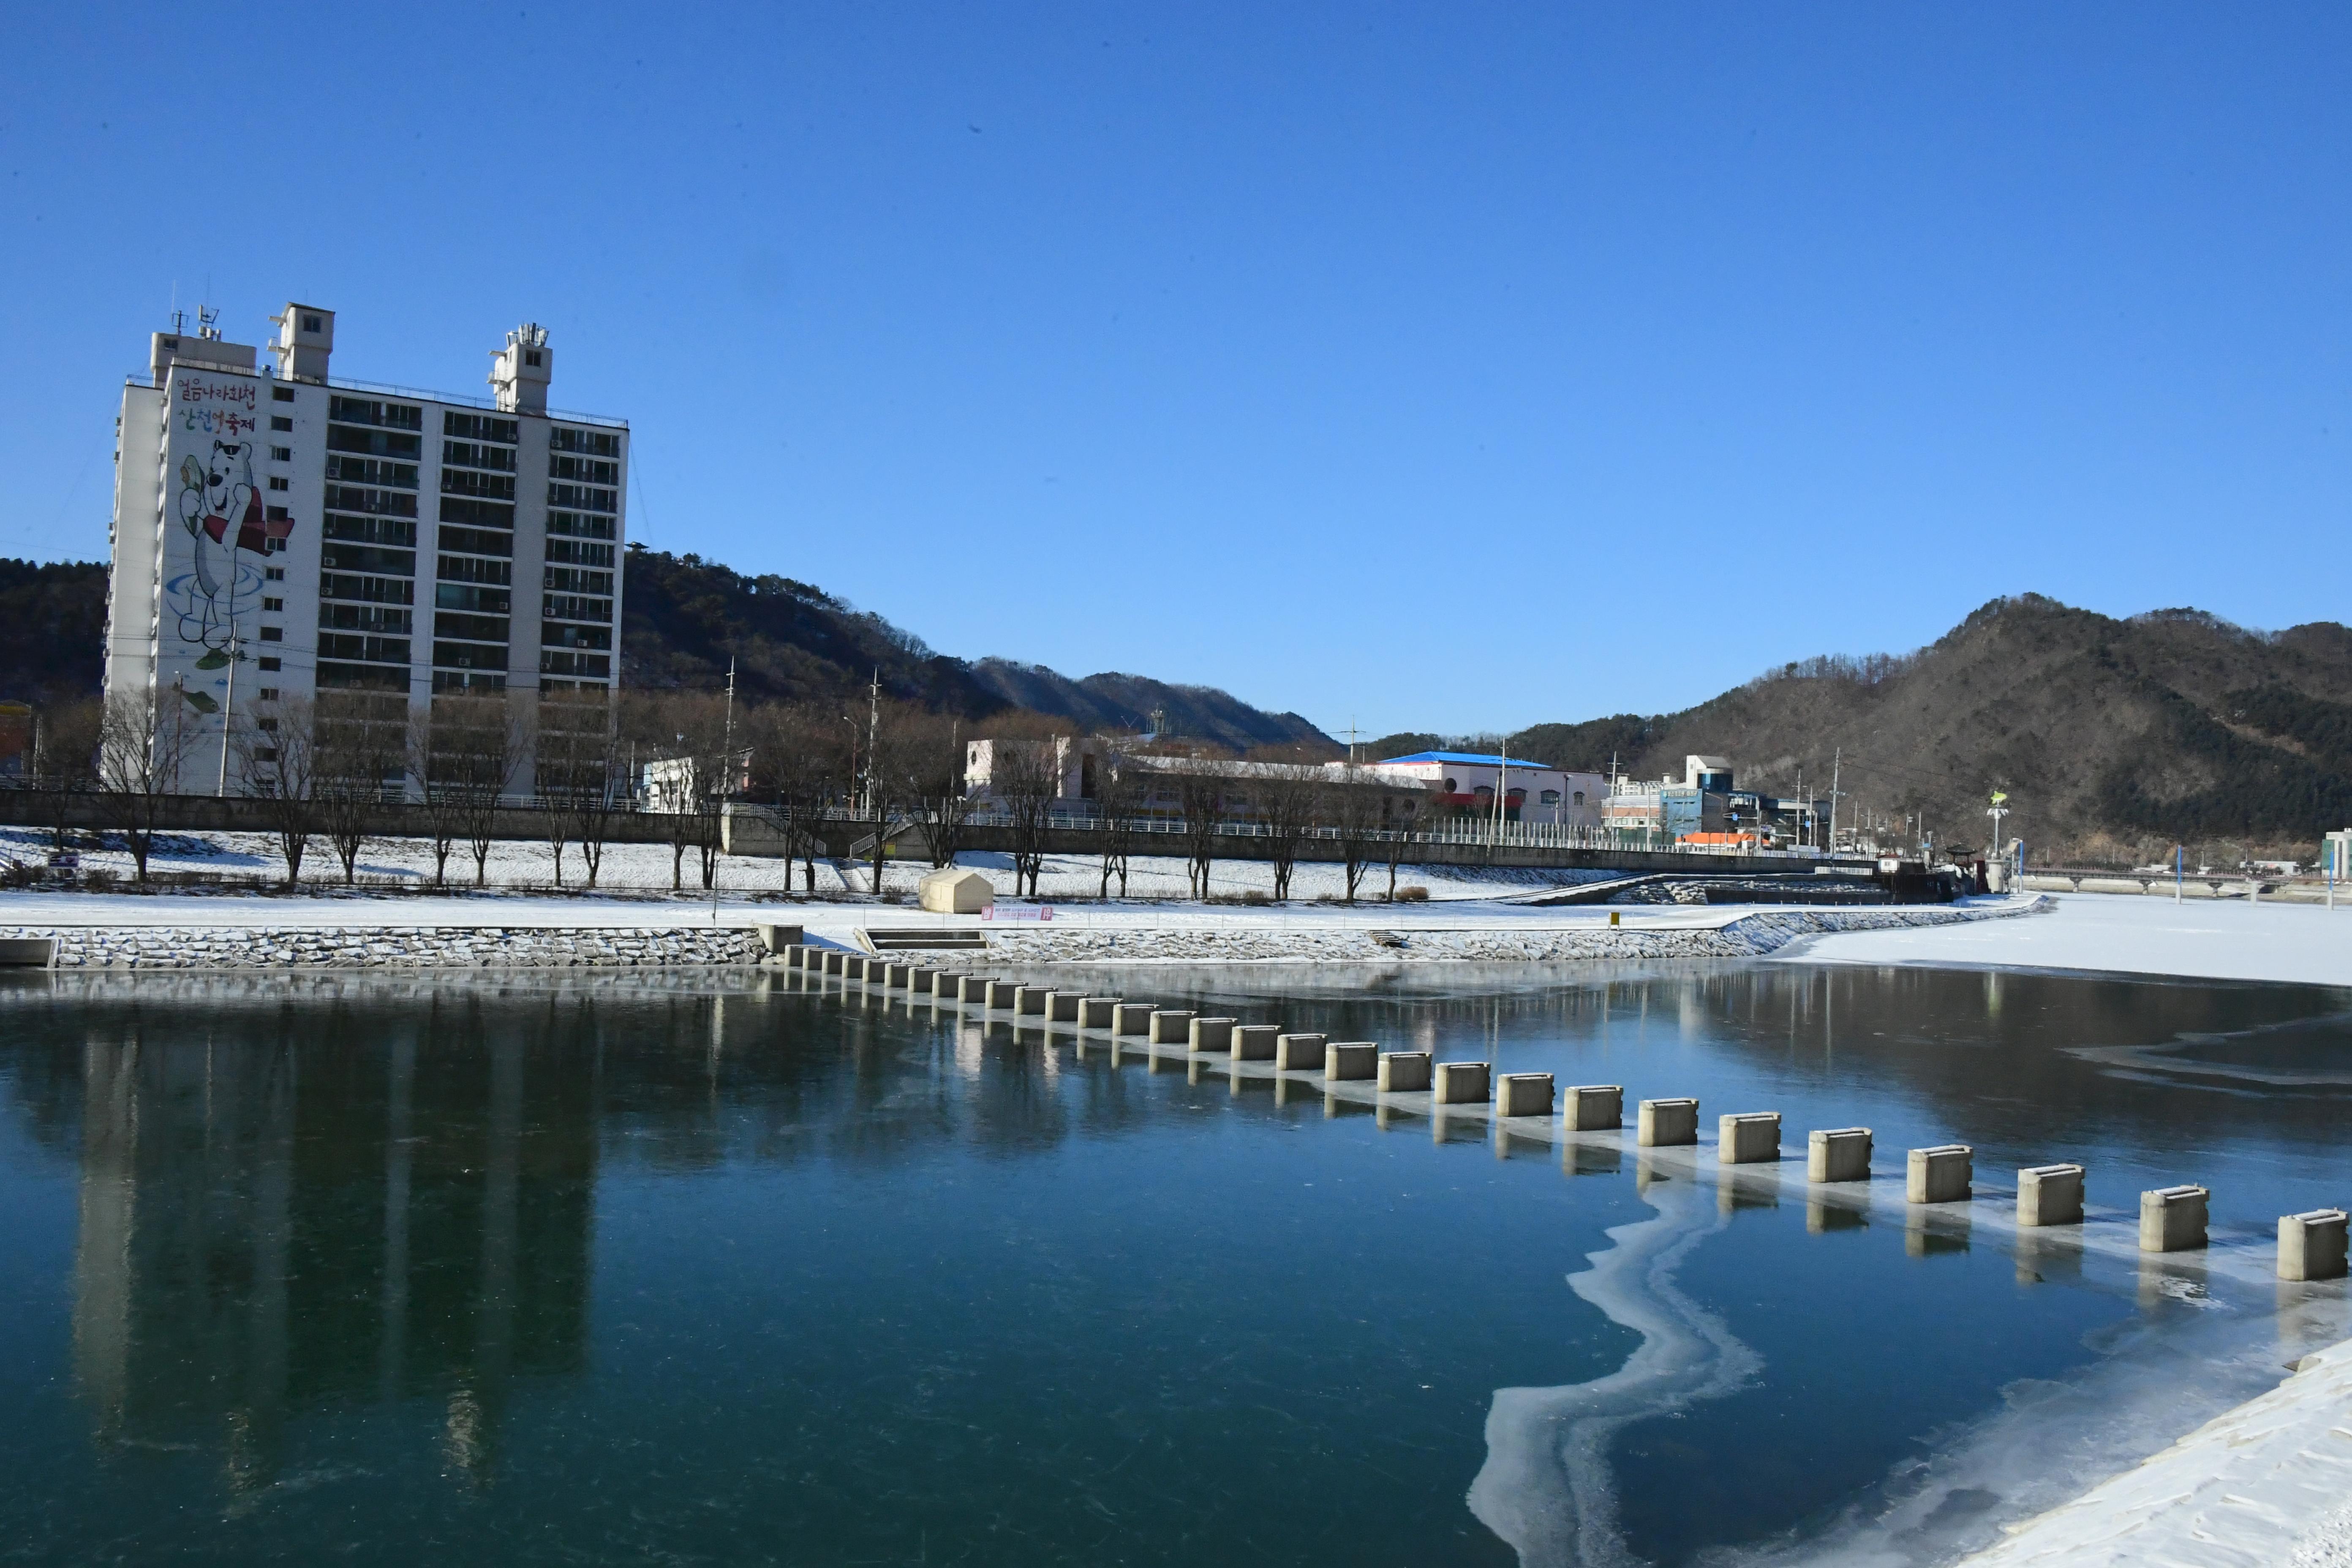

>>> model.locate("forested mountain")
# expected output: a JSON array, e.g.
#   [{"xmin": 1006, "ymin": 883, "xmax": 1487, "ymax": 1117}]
[
  {"xmin": 617, "ymin": 548, "xmax": 1004, "ymax": 711},
  {"xmin": 0, "ymin": 559, "xmax": 108, "ymax": 708},
  {"xmin": 1502, "ymin": 596, "xmax": 2352, "ymax": 858},
  {"xmin": 967, "ymin": 659, "xmax": 1333, "ymax": 752},
  {"xmin": 616, "ymin": 549, "xmax": 1330, "ymax": 745},
  {"xmin": 10, "ymin": 550, "xmax": 1325, "ymax": 750}
]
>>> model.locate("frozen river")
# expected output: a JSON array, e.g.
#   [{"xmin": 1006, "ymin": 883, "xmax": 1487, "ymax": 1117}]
[{"xmin": 0, "ymin": 960, "xmax": 2344, "ymax": 1565}]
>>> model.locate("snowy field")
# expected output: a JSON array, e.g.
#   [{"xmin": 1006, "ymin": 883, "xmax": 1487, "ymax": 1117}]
[{"xmin": 0, "ymin": 825, "xmax": 1586, "ymax": 904}]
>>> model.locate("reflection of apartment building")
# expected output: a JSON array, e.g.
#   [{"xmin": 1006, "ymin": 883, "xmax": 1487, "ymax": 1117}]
[
  {"xmin": 73, "ymin": 1017, "xmax": 592, "ymax": 1488},
  {"xmin": 961, "ymin": 739, "xmax": 1605, "ymax": 827},
  {"xmin": 105, "ymin": 303, "xmax": 626, "ymax": 794}
]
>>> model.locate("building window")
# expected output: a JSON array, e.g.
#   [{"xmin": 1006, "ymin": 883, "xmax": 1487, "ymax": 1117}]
[
  {"xmin": 1443, "ymin": 777, "xmax": 1457, "ymax": 793},
  {"xmin": 261, "ymin": 596, "xmax": 284, "ymax": 612},
  {"xmin": 259, "ymin": 626, "xmax": 283, "ymax": 642},
  {"xmin": 258, "ymin": 687, "xmax": 279, "ymax": 701},
  {"xmin": 1539, "ymin": 789, "xmax": 1561, "ymax": 806},
  {"xmin": 271, "ymin": 416, "xmax": 293, "ymax": 431},
  {"xmin": 272, "ymin": 387, "xmax": 295, "ymax": 403},
  {"xmin": 270, "ymin": 446, "xmax": 292, "ymax": 462},
  {"xmin": 254, "ymin": 748, "xmax": 279, "ymax": 763},
  {"xmin": 1573, "ymin": 791, "xmax": 1585, "ymax": 807},
  {"xmin": 264, "ymin": 566, "xmax": 285, "ymax": 581},
  {"xmin": 259, "ymin": 656, "xmax": 281, "ymax": 671},
  {"xmin": 443, "ymin": 412, "xmax": 519, "ymax": 444},
  {"xmin": 266, "ymin": 505, "xmax": 291, "ymax": 521},
  {"xmin": 257, "ymin": 717, "xmax": 279, "ymax": 733},
  {"xmin": 301, "ymin": 314, "xmax": 321, "ymax": 332},
  {"xmin": 525, "ymin": 349, "xmax": 542, "ymax": 366},
  {"xmin": 267, "ymin": 476, "xmax": 289, "ymax": 491}
]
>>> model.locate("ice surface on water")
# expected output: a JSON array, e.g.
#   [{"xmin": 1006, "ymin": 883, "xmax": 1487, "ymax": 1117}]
[
  {"xmin": 1469, "ymin": 1176, "xmax": 1759, "ymax": 1567},
  {"xmin": 1473, "ymin": 1169, "xmax": 2350, "ymax": 1568}
]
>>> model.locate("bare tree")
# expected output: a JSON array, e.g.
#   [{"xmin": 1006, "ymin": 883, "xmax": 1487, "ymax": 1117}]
[
  {"xmin": 236, "ymin": 692, "xmax": 319, "ymax": 888},
  {"xmin": 1326, "ymin": 756, "xmax": 1376, "ymax": 903},
  {"xmin": 625, "ymin": 690, "xmax": 727, "ymax": 891},
  {"xmin": 29, "ymin": 698, "xmax": 101, "ymax": 851},
  {"xmin": 425, "ymin": 693, "xmax": 526, "ymax": 887},
  {"xmin": 1248, "ymin": 750, "xmax": 1324, "ymax": 902},
  {"xmin": 410, "ymin": 706, "xmax": 461, "ymax": 888},
  {"xmin": 96, "ymin": 687, "xmax": 196, "ymax": 884},
  {"xmin": 315, "ymin": 690, "xmax": 406, "ymax": 885},
  {"xmin": 750, "ymin": 701, "xmax": 841, "ymax": 896},
  {"xmin": 900, "ymin": 708, "xmax": 972, "ymax": 870},
  {"xmin": 1092, "ymin": 742, "xmax": 1142, "ymax": 898},
  {"xmin": 1386, "ymin": 781, "xmax": 1432, "ymax": 901},
  {"xmin": 995, "ymin": 738, "xmax": 1062, "ymax": 899},
  {"xmin": 538, "ymin": 689, "xmax": 621, "ymax": 888},
  {"xmin": 1176, "ymin": 767, "xmax": 1225, "ymax": 901}
]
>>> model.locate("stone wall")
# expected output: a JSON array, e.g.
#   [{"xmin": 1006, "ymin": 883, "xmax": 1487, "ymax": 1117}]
[
  {"xmin": 977, "ymin": 901, "xmax": 2047, "ymax": 964},
  {"xmin": 1, "ymin": 925, "xmax": 766, "ymax": 971}
]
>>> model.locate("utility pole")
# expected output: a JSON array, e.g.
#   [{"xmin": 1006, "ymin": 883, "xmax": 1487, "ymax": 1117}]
[
  {"xmin": 713, "ymin": 657, "xmax": 735, "ymax": 921},
  {"xmin": 215, "ymin": 627, "xmax": 240, "ymax": 796},
  {"xmin": 1492, "ymin": 735, "xmax": 1509, "ymax": 851},
  {"xmin": 1826, "ymin": 749, "xmax": 1843, "ymax": 852},
  {"xmin": 864, "ymin": 668, "xmax": 880, "ymax": 819}
]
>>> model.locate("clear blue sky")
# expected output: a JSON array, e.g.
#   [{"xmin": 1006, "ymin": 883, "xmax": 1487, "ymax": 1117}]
[{"xmin": 5, "ymin": 4, "xmax": 2346, "ymax": 739}]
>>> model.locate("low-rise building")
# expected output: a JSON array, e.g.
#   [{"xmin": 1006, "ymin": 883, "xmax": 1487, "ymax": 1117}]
[
  {"xmin": 1603, "ymin": 756, "xmax": 1822, "ymax": 847},
  {"xmin": 1366, "ymin": 751, "xmax": 1605, "ymax": 828},
  {"xmin": 962, "ymin": 738, "xmax": 1604, "ymax": 828}
]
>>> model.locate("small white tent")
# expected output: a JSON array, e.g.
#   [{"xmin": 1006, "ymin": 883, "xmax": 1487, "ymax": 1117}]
[{"xmin": 918, "ymin": 867, "xmax": 996, "ymax": 915}]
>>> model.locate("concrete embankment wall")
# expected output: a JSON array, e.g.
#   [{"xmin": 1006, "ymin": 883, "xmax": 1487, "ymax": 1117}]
[
  {"xmin": 0, "ymin": 898, "xmax": 2044, "ymax": 971},
  {"xmin": 0, "ymin": 925, "xmax": 766, "ymax": 970},
  {"xmin": 975, "ymin": 901, "xmax": 2044, "ymax": 964}
]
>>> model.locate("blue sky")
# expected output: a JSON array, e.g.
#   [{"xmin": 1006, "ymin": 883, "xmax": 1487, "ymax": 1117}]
[{"xmin": 4, "ymin": 4, "xmax": 2345, "ymax": 738}]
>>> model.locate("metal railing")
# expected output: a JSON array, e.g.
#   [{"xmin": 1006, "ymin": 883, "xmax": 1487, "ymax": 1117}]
[
  {"xmin": 944, "ymin": 809, "xmax": 1822, "ymax": 857},
  {"xmin": 646, "ymin": 799, "xmax": 1824, "ymax": 860}
]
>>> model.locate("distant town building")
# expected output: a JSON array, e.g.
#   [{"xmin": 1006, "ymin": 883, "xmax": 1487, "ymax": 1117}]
[
  {"xmin": 105, "ymin": 303, "xmax": 626, "ymax": 793},
  {"xmin": 961, "ymin": 738, "xmax": 1604, "ymax": 828},
  {"xmin": 1602, "ymin": 755, "xmax": 1822, "ymax": 847},
  {"xmin": 1365, "ymin": 751, "xmax": 1606, "ymax": 828}
]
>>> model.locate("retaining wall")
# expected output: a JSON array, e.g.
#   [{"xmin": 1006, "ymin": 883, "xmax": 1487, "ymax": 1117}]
[
  {"xmin": 976, "ymin": 901, "xmax": 2047, "ymax": 964},
  {"xmin": 0, "ymin": 925, "xmax": 766, "ymax": 970}
]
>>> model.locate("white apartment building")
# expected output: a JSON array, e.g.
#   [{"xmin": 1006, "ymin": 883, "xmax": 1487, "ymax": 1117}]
[{"xmin": 105, "ymin": 304, "xmax": 626, "ymax": 791}]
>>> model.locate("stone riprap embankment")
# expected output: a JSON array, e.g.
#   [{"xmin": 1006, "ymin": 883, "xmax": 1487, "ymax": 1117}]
[
  {"xmin": 2, "ymin": 925, "xmax": 767, "ymax": 970},
  {"xmin": 979, "ymin": 900, "xmax": 2047, "ymax": 964}
]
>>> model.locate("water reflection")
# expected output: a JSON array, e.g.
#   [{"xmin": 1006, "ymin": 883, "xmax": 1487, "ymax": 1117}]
[{"xmin": 68, "ymin": 988, "xmax": 595, "ymax": 1491}]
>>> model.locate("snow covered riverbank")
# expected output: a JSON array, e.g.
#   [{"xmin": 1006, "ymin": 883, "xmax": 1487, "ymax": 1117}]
[
  {"xmin": 1780, "ymin": 891, "xmax": 2352, "ymax": 988},
  {"xmin": 1952, "ymin": 1336, "xmax": 2352, "ymax": 1567}
]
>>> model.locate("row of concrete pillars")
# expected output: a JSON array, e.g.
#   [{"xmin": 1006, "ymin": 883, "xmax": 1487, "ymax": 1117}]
[{"xmin": 779, "ymin": 944, "xmax": 2350, "ymax": 1283}]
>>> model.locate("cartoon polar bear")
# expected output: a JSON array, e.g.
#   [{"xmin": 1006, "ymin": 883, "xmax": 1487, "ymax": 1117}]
[{"xmin": 176, "ymin": 439, "xmax": 280, "ymax": 651}]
